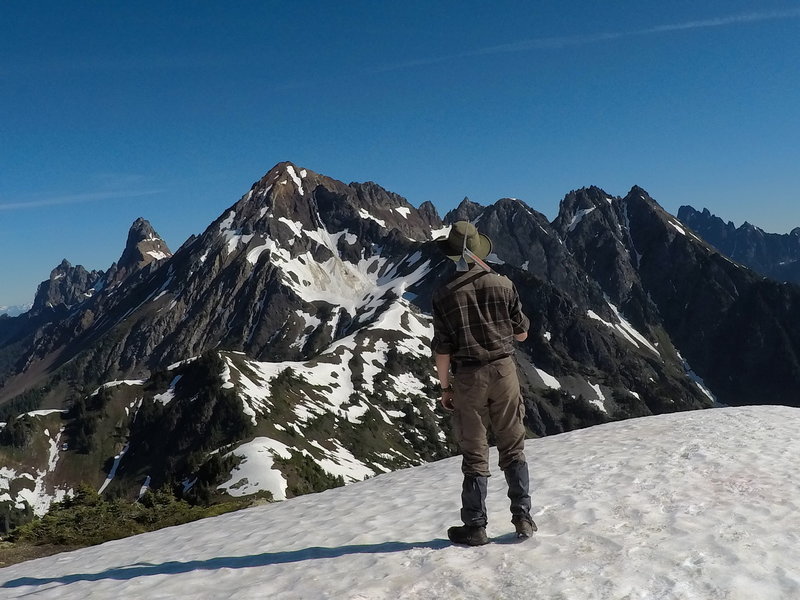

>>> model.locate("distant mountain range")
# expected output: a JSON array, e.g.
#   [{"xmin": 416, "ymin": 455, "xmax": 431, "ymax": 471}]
[
  {"xmin": 678, "ymin": 205, "xmax": 800, "ymax": 284},
  {"xmin": 0, "ymin": 306, "xmax": 31, "ymax": 318},
  {"xmin": 2, "ymin": 162, "xmax": 800, "ymax": 523}
]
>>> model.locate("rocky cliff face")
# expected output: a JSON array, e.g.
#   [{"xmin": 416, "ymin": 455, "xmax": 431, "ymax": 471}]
[
  {"xmin": 631, "ymin": 199, "xmax": 800, "ymax": 406},
  {"xmin": 559, "ymin": 189, "xmax": 800, "ymax": 407}
]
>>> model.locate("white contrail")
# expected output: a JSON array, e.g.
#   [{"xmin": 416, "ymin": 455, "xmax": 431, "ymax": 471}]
[
  {"xmin": 641, "ymin": 8, "xmax": 800, "ymax": 34},
  {"xmin": 0, "ymin": 189, "xmax": 163, "ymax": 211},
  {"xmin": 376, "ymin": 8, "xmax": 800, "ymax": 72}
]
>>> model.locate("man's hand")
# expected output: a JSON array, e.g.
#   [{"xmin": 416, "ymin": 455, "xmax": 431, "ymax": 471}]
[
  {"xmin": 440, "ymin": 388, "xmax": 455, "ymax": 412},
  {"xmin": 435, "ymin": 353, "xmax": 455, "ymax": 411}
]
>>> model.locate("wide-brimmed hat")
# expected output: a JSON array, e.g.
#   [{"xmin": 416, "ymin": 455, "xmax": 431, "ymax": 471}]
[{"xmin": 435, "ymin": 221, "xmax": 493, "ymax": 262}]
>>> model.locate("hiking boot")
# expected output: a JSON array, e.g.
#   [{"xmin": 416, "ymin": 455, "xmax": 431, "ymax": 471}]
[
  {"xmin": 447, "ymin": 524, "xmax": 489, "ymax": 546},
  {"xmin": 511, "ymin": 515, "xmax": 537, "ymax": 539}
]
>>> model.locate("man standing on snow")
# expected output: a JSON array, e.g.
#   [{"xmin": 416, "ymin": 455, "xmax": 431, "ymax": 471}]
[{"xmin": 431, "ymin": 221, "xmax": 535, "ymax": 546}]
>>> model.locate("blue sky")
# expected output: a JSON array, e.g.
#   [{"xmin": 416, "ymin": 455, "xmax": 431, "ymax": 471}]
[{"xmin": 2, "ymin": 1, "xmax": 799, "ymax": 306}]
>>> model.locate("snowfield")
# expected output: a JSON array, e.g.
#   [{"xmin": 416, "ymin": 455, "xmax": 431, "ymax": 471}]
[{"xmin": 2, "ymin": 406, "xmax": 800, "ymax": 599}]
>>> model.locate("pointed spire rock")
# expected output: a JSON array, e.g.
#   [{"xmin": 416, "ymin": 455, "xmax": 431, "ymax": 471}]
[
  {"xmin": 417, "ymin": 201, "xmax": 443, "ymax": 233},
  {"xmin": 107, "ymin": 218, "xmax": 172, "ymax": 286},
  {"xmin": 121, "ymin": 218, "xmax": 171, "ymax": 265}
]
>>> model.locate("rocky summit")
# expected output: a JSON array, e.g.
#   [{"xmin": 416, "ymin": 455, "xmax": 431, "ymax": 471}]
[{"xmin": 1, "ymin": 162, "xmax": 799, "ymax": 525}]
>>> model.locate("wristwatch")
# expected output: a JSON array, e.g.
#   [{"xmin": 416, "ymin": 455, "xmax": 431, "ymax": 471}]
[{"xmin": 439, "ymin": 383, "xmax": 454, "ymax": 393}]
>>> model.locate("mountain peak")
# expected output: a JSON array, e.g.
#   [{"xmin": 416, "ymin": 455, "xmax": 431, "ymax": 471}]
[
  {"xmin": 259, "ymin": 162, "xmax": 314, "ymax": 196},
  {"xmin": 267, "ymin": 160, "xmax": 301, "ymax": 175},
  {"xmin": 561, "ymin": 186, "xmax": 615, "ymax": 210},
  {"xmin": 129, "ymin": 217, "xmax": 157, "ymax": 238},
  {"xmin": 678, "ymin": 206, "xmax": 737, "ymax": 235},
  {"xmin": 626, "ymin": 185, "xmax": 656, "ymax": 203},
  {"xmin": 553, "ymin": 186, "xmax": 617, "ymax": 238},
  {"xmin": 444, "ymin": 197, "xmax": 484, "ymax": 224},
  {"xmin": 417, "ymin": 200, "xmax": 442, "ymax": 229},
  {"xmin": 678, "ymin": 205, "xmax": 700, "ymax": 218},
  {"xmin": 238, "ymin": 162, "xmax": 341, "ymax": 228},
  {"xmin": 122, "ymin": 218, "xmax": 171, "ymax": 266},
  {"xmin": 32, "ymin": 260, "xmax": 103, "ymax": 313},
  {"xmin": 106, "ymin": 218, "xmax": 172, "ymax": 286}
]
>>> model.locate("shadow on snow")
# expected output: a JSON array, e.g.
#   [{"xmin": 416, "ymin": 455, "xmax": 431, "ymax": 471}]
[{"xmin": 1, "ymin": 539, "xmax": 452, "ymax": 589}]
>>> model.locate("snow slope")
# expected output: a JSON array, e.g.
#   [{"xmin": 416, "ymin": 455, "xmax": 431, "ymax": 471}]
[{"xmin": 2, "ymin": 406, "xmax": 800, "ymax": 599}]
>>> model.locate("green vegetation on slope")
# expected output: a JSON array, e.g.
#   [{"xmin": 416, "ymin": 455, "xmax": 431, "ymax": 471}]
[{"xmin": 1, "ymin": 484, "xmax": 256, "ymax": 567}]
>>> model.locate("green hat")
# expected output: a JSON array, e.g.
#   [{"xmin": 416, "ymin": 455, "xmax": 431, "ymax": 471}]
[{"xmin": 435, "ymin": 221, "xmax": 493, "ymax": 262}]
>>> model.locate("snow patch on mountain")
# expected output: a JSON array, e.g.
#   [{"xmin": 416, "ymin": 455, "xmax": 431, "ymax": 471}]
[
  {"xmin": 224, "ymin": 231, "xmax": 254, "ymax": 256},
  {"xmin": 534, "ymin": 366, "xmax": 561, "ymax": 390},
  {"xmin": 244, "ymin": 236, "xmax": 275, "ymax": 264},
  {"xmin": 669, "ymin": 220, "xmax": 687, "ymax": 235},
  {"xmin": 271, "ymin": 221, "xmax": 434, "ymax": 318},
  {"xmin": 243, "ymin": 212, "xmax": 436, "ymax": 318},
  {"xmin": 605, "ymin": 300, "xmax": 660, "ymax": 356},
  {"xmin": 98, "ymin": 443, "xmax": 130, "ymax": 495},
  {"xmin": 218, "ymin": 211, "xmax": 235, "ymax": 232},
  {"xmin": 313, "ymin": 440, "xmax": 378, "ymax": 480},
  {"xmin": 285, "ymin": 165, "xmax": 304, "ymax": 196},
  {"xmin": 1, "ymin": 425, "xmax": 72, "ymax": 516},
  {"xmin": 588, "ymin": 382, "xmax": 608, "ymax": 413},
  {"xmin": 289, "ymin": 253, "xmax": 389, "ymax": 314},
  {"xmin": 153, "ymin": 375, "xmax": 182, "ymax": 406},
  {"xmin": 358, "ymin": 208, "xmax": 386, "ymax": 228},
  {"xmin": 567, "ymin": 207, "xmax": 596, "ymax": 232},
  {"xmin": 23, "ymin": 410, "xmax": 67, "ymax": 418},
  {"xmin": 91, "ymin": 380, "xmax": 146, "ymax": 397},
  {"xmin": 587, "ymin": 302, "xmax": 660, "ymax": 357},
  {"xmin": 217, "ymin": 437, "xmax": 292, "ymax": 500},
  {"xmin": 430, "ymin": 225, "xmax": 450, "ymax": 240},
  {"xmin": 137, "ymin": 476, "xmax": 151, "ymax": 500},
  {"xmin": 213, "ymin": 282, "xmax": 437, "ymax": 484}
]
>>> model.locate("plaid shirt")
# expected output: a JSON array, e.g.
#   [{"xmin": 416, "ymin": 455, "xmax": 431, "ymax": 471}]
[{"xmin": 431, "ymin": 265, "xmax": 529, "ymax": 365}]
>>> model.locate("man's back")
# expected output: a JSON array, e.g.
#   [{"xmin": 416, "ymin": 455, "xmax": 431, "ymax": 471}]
[{"xmin": 431, "ymin": 265, "xmax": 529, "ymax": 366}]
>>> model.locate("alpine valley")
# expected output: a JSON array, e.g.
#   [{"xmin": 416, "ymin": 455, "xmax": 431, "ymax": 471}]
[{"xmin": 2, "ymin": 162, "xmax": 800, "ymax": 527}]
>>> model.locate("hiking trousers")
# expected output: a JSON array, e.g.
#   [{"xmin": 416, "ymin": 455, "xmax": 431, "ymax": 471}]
[
  {"xmin": 452, "ymin": 356, "xmax": 527, "ymax": 477},
  {"xmin": 452, "ymin": 356, "xmax": 530, "ymax": 526}
]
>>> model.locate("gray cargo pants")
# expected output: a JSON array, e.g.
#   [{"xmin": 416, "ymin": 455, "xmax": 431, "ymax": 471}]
[{"xmin": 452, "ymin": 356, "xmax": 530, "ymax": 526}]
